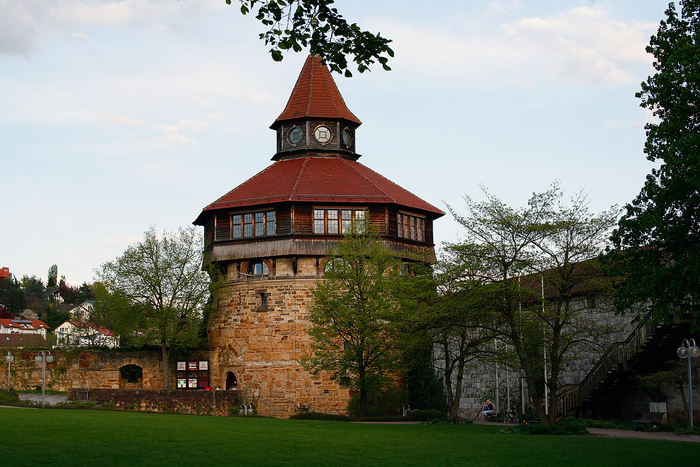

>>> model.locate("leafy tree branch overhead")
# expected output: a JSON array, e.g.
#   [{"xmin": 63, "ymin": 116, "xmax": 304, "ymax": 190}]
[{"xmin": 228, "ymin": 0, "xmax": 394, "ymax": 76}]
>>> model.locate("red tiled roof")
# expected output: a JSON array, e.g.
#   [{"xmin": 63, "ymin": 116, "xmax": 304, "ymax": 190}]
[
  {"xmin": 0, "ymin": 319, "xmax": 49, "ymax": 331},
  {"xmin": 195, "ymin": 156, "xmax": 445, "ymax": 220},
  {"xmin": 1, "ymin": 334, "xmax": 48, "ymax": 347},
  {"xmin": 67, "ymin": 320, "xmax": 114, "ymax": 336},
  {"xmin": 274, "ymin": 55, "xmax": 361, "ymax": 125}
]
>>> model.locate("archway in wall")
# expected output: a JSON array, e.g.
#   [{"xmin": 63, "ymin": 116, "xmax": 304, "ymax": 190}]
[
  {"xmin": 226, "ymin": 372, "xmax": 237, "ymax": 390},
  {"xmin": 119, "ymin": 364, "xmax": 143, "ymax": 389}
]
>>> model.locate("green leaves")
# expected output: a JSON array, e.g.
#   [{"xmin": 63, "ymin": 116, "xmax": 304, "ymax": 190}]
[
  {"xmin": 234, "ymin": 0, "xmax": 393, "ymax": 76},
  {"xmin": 605, "ymin": 0, "xmax": 700, "ymax": 324},
  {"xmin": 304, "ymin": 228, "xmax": 402, "ymax": 416},
  {"xmin": 94, "ymin": 225, "xmax": 217, "ymax": 387}
]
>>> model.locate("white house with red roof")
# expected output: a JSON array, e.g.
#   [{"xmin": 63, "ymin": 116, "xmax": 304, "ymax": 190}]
[
  {"xmin": 55, "ymin": 320, "xmax": 119, "ymax": 348},
  {"xmin": 0, "ymin": 318, "xmax": 50, "ymax": 339}
]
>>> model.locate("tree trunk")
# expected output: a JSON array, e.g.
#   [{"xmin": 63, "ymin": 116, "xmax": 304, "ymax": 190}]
[
  {"xmin": 452, "ymin": 356, "xmax": 466, "ymax": 419},
  {"xmin": 161, "ymin": 340, "xmax": 170, "ymax": 390},
  {"xmin": 358, "ymin": 365, "xmax": 366, "ymax": 418}
]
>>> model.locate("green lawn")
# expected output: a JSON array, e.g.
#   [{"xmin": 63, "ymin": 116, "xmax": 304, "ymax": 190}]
[{"xmin": 0, "ymin": 409, "xmax": 697, "ymax": 467}]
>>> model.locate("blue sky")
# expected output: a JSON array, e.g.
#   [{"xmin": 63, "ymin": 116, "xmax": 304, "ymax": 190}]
[{"xmin": 0, "ymin": 0, "xmax": 672, "ymax": 286}]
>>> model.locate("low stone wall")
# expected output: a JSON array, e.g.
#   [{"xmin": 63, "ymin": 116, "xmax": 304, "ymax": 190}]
[{"xmin": 71, "ymin": 389, "xmax": 240, "ymax": 416}]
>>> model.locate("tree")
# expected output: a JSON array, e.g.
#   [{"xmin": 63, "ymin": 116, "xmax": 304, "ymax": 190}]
[
  {"xmin": 304, "ymin": 228, "xmax": 402, "ymax": 417},
  {"xmin": 76, "ymin": 282, "xmax": 95, "ymax": 303},
  {"xmin": 94, "ymin": 226, "xmax": 216, "ymax": 389},
  {"xmin": 21, "ymin": 275, "xmax": 46, "ymax": 314},
  {"xmin": 231, "ymin": 0, "xmax": 393, "ymax": 77},
  {"xmin": 47, "ymin": 264, "xmax": 58, "ymax": 288},
  {"xmin": 0, "ymin": 274, "xmax": 26, "ymax": 316},
  {"xmin": 91, "ymin": 282, "xmax": 145, "ymax": 348},
  {"xmin": 58, "ymin": 279, "xmax": 78, "ymax": 304},
  {"xmin": 446, "ymin": 185, "xmax": 618, "ymax": 424},
  {"xmin": 427, "ymin": 250, "xmax": 495, "ymax": 419},
  {"xmin": 603, "ymin": 0, "xmax": 700, "ymax": 324}
]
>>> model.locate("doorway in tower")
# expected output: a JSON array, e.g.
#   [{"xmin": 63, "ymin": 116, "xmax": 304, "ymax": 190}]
[{"xmin": 226, "ymin": 372, "xmax": 238, "ymax": 390}]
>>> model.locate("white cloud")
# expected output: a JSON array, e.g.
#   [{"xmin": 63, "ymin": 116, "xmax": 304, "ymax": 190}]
[
  {"xmin": 104, "ymin": 235, "xmax": 141, "ymax": 246},
  {"xmin": 0, "ymin": 0, "xmax": 222, "ymax": 57},
  {"xmin": 178, "ymin": 119, "xmax": 210, "ymax": 133},
  {"xmin": 370, "ymin": 6, "xmax": 657, "ymax": 87},
  {"xmin": 483, "ymin": 1, "xmax": 524, "ymax": 18},
  {"xmin": 502, "ymin": 7, "xmax": 656, "ymax": 85},
  {"xmin": 96, "ymin": 112, "xmax": 146, "ymax": 127}
]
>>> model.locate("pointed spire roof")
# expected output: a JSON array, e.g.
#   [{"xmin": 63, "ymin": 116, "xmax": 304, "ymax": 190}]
[{"xmin": 273, "ymin": 55, "xmax": 361, "ymax": 126}]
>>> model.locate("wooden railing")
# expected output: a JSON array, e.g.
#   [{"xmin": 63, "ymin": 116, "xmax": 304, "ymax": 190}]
[
  {"xmin": 577, "ymin": 316, "xmax": 659, "ymax": 407},
  {"xmin": 556, "ymin": 385, "xmax": 579, "ymax": 418}
]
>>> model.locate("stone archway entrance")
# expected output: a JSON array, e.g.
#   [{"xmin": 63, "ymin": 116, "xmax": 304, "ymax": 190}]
[{"xmin": 226, "ymin": 372, "xmax": 237, "ymax": 390}]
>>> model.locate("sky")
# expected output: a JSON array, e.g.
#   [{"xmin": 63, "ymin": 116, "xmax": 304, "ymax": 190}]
[{"xmin": 0, "ymin": 0, "xmax": 674, "ymax": 286}]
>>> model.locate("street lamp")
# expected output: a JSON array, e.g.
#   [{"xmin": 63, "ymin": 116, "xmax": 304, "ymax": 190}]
[
  {"xmin": 34, "ymin": 351, "xmax": 54, "ymax": 409},
  {"xmin": 677, "ymin": 339, "xmax": 700, "ymax": 432},
  {"xmin": 5, "ymin": 351, "xmax": 13, "ymax": 390}
]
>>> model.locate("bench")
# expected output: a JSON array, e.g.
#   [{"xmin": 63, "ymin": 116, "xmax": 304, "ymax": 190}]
[{"xmin": 632, "ymin": 412, "xmax": 665, "ymax": 431}]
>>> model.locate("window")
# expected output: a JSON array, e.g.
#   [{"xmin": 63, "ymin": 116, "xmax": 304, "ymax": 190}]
[
  {"xmin": 231, "ymin": 211, "xmax": 276, "ymax": 239},
  {"xmin": 397, "ymin": 213, "xmax": 425, "ymax": 242},
  {"xmin": 120, "ymin": 365, "xmax": 143, "ymax": 384},
  {"xmin": 314, "ymin": 209, "xmax": 366, "ymax": 234},
  {"xmin": 247, "ymin": 261, "xmax": 269, "ymax": 276}
]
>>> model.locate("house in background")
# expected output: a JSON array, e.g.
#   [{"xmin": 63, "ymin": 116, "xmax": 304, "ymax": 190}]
[
  {"xmin": 0, "ymin": 318, "xmax": 50, "ymax": 340},
  {"xmin": 58, "ymin": 300, "xmax": 95, "ymax": 321},
  {"xmin": 55, "ymin": 320, "xmax": 119, "ymax": 349}
]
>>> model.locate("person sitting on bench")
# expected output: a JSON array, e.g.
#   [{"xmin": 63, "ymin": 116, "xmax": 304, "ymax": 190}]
[{"xmin": 482, "ymin": 400, "xmax": 495, "ymax": 419}]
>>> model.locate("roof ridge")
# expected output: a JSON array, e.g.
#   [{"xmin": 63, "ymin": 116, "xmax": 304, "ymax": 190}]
[{"xmin": 289, "ymin": 157, "xmax": 309, "ymax": 200}]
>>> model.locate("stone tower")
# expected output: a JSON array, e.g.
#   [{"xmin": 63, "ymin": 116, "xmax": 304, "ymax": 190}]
[{"xmin": 194, "ymin": 55, "xmax": 444, "ymax": 417}]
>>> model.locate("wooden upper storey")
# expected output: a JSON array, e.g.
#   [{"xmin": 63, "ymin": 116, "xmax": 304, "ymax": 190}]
[{"xmin": 193, "ymin": 55, "xmax": 443, "ymax": 262}]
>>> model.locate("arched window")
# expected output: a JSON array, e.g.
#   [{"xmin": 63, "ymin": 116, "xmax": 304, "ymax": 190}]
[
  {"xmin": 226, "ymin": 372, "xmax": 238, "ymax": 390},
  {"xmin": 120, "ymin": 364, "xmax": 143, "ymax": 384}
]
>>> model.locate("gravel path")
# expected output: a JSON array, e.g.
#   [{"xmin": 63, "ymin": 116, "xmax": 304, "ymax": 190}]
[{"xmin": 17, "ymin": 393, "xmax": 68, "ymax": 405}]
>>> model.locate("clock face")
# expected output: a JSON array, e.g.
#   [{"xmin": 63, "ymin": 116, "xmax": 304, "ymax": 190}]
[
  {"xmin": 287, "ymin": 126, "xmax": 303, "ymax": 145},
  {"xmin": 314, "ymin": 125, "xmax": 332, "ymax": 144},
  {"xmin": 342, "ymin": 128, "xmax": 353, "ymax": 148}
]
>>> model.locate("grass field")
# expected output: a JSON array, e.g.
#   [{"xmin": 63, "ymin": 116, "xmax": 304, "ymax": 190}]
[{"xmin": 0, "ymin": 409, "xmax": 697, "ymax": 467}]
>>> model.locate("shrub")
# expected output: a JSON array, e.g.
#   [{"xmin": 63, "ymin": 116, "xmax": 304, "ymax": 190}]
[
  {"xmin": 289, "ymin": 412, "xmax": 351, "ymax": 422},
  {"xmin": 0, "ymin": 390, "xmax": 20, "ymax": 405},
  {"xmin": 503, "ymin": 417, "xmax": 588, "ymax": 436},
  {"xmin": 402, "ymin": 409, "xmax": 446, "ymax": 422},
  {"xmin": 347, "ymin": 385, "xmax": 405, "ymax": 419}
]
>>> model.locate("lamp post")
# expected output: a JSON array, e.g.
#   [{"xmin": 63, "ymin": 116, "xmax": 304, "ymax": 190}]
[
  {"xmin": 5, "ymin": 351, "xmax": 13, "ymax": 390},
  {"xmin": 677, "ymin": 339, "xmax": 700, "ymax": 431},
  {"xmin": 34, "ymin": 351, "xmax": 54, "ymax": 409}
]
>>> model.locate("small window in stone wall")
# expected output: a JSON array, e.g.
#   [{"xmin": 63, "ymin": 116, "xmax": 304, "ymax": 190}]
[{"xmin": 120, "ymin": 364, "xmax": 143, "ymax": 383}]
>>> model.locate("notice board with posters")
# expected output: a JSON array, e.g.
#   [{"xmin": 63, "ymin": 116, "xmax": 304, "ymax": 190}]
[{"xmin": 176, "ymin": 360, "xmax": 210, "ymax": 389}]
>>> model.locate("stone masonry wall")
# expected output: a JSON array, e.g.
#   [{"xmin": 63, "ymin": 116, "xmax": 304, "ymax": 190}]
[
  {"xmin": 75, "ymin": 388, "xmax": 240, "ymax": 416},
  {"xmin": 209, "ymin": 257, "xmax": 351, "ymax": 418},
  {"xmin": 0, "ymin": 349, "xmax": 166, "ymax": 392},
  {"xmin": 437, "ymin": 297, "xmax": 637, "ymax": 419}
]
